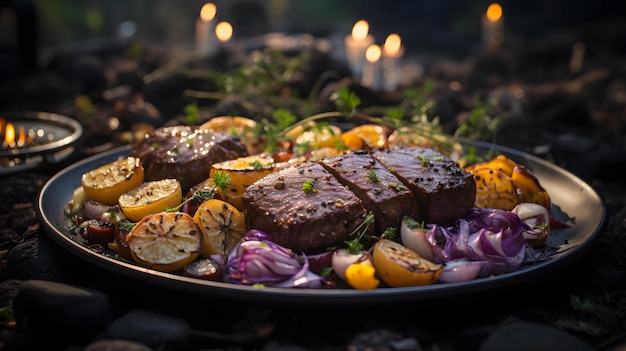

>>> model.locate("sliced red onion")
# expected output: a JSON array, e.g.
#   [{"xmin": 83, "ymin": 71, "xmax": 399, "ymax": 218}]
[
  {"xmin": 438, "ymin": 259, "xmax": 484, "ymax": 283},
  {"xmin": 410, "ymin": 208, "xmax": 527, "ymax": 277},
  {"xmin": 224, "ymin": 230, "xmax": 326, "ymax": 288}
]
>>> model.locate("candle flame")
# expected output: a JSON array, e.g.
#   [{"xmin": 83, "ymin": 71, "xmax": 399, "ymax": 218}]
[
  {"xmin": 4, "ymin": 123, "xmax": 15, "ymax": 145},
  {"xmin": 365, "ymin": 44, "xmax": 381, "ymax": 63},
  {"xmin": 486, "ymin": 3, "xmax": 503, "ymax": 22},
  {"xmin": 200, "ymin": 3, "xmax": 217, "ymax": 22},
  {"xmin": 383, "ymin": 33, "xmax": 402, "ymax": 56},
  {"xmin": 215, "ymin": 21, "xmax": 233, "ymax": 42},
  {"xmin": 351, "ymin": 20, "xmax": 369, "ymax": 41}
]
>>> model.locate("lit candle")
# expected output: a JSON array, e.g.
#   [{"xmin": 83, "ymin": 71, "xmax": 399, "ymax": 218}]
[
  {"xmin": 481, "ymin": 3, "xmax": 504, "ymax": 51},
  {"xmin": 215, "ymin": 21, "xmax": 233, "ymax": 49},
  {"xmin": 344, "ymin": 20, "xmax": 375, "ymax": 80},
  {"xmin": 382, "ymin": 33, "xmax": 405, "ymax": 91},
  {"xmin": 195, "ymin": 2, "xmax": 217, "ymax": 55},
  {"xmin": 361, "ymin": 44, "xmax": 383, "ymax": 91}
]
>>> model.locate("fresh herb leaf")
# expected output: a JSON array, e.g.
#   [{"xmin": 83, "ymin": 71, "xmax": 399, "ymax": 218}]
[
  {"xmin": 183, "ymin": 102, "xmax": 202, "ymax": 125},
  {"xmin": 404, "ymin": 217, "xmax": 426, "ymax": 230},
  {"xmin": 367, "ymin": 170, "xmax": 381, "ymax": 183},
  {"xmin": 320, "ymin": 266, "xmax": 333, "ymax": 279},
  {"xmin": 302, "ymin": 179, "xmax": 316, "ymax": 194},
  {"xmin": 382, "ymin": 227, "xmax": 397, "ymax": 240},
  {"xmin": 211, "ymin": 171, "xmax": 231, "ymax": 190},
  {"xmin": 119, "ymin": 219, "xmax": 137, "ymax": 232},
  {"xmin": 332, "ymin": 87, "xmax": 361, "ymax": 114},
  {"xmin": 166, "ymin": 172, "xmax": 231, "ymax": 212},
  {"xmin": 344, "ymin": 212, "xmax": 375, "ymax": 254},
  {"xmin": 250, "ymin": 160, "xmax": 264, "ymax": 171}
]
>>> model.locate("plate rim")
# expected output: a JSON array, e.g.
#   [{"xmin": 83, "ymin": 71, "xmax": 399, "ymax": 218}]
[{"xmin": 37, "ymin": 141, "xmax": 608, "ymax": 304}]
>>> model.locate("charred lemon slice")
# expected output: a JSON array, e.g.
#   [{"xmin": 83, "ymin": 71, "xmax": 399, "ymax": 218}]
[
  {"xmin": 118, "ymin": 179, "xmax": 183, "ymax": 222},
  {"xmin": 209, "ymin": 155, "xmax": 275, "ymax": 210},
  {"xmin": 372, "ymin": 239, "xmax": 442, "ymax": 287},
  {"xmin": 193, "ymin": 199, "xmax": 247, "ymax": 257},
  {"xmin": 471, "ymin": 168, "xmax": 522, "ymax": 211},
  {"xmin": 81, "ymin": 157, "xmax": 144, "ymax": 205},
  {"xmin": 126, "ymin": 212, "xmax": 201, "ymax": 272}
]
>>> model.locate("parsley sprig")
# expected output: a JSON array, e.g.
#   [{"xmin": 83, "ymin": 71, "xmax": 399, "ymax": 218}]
[{"xmin": 166, "ymin": 171, "xmax": 231, "ymax": 212}]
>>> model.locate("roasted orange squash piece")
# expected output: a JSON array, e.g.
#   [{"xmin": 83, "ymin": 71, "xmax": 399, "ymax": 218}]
[
  {"xmin": 471, "ymin": 168, "xmax": 522, "ymax": 211},
  {"xmin": 511, "ymin": 165, "xmax": 551, "ymax": 210}
]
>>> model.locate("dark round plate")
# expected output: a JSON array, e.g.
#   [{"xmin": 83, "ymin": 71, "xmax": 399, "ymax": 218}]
[{"xmin": 37, "ymin": 141, "xmax": 607, "ymax": 305}]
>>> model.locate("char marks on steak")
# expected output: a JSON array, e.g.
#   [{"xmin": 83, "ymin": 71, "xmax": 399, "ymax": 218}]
[
  {"xmin": 318, "ymin": 151, "xmax": 420, "ymax": 234},
  {"xmin": 131, "ymin": 125, "xmax": 248, "ymax": 191},
  {"xmin": 371, "ymin": 146, "xmax": 476, "ymax": 225},
  {"xmin": 242, "ymin": 162, "xmax": 370, "ymax": 254}
]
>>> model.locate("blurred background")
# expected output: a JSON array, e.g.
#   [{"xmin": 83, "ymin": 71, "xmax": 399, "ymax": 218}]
[{"xmin": 2, "ymin": 0, "xmax": 625, "ymax": 70}]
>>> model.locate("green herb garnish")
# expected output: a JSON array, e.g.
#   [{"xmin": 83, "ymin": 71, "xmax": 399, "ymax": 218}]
[
  {"xmin": 166, "ymin": 171, "xmax": 231, "ymax": 212},
  {"xmin": 344, "ymin": 212, "xmax": 375, "ymax": 254},
  {"xmin": 250, "ymin": 160, "xmax": 264, "ymax": 171},
  {"xmin": 367, "ymin": 170, "xmax": 381, "ymax": 183},
  {"xmin": 302, "ymin": 179, "xmax": 316, "ymax": 194},
  {"xmin": 382, "ymin": 227, "xmax": 397, "ymax": 240}
]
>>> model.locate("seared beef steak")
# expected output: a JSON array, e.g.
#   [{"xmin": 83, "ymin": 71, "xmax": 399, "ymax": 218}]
[
  {"xmin": 242, "ymin": 162, "xmax": 370, "ymax": 253},
  {"xmin": 318, "ymin": 151, "xmax": 420, "ymax": 234},
  {"xmin": 371, "ymin": 146, "xmax": 476, "ymax": 225},
  {"xmin": 131, "ymin": 125, "xmax": 248, "ymax": 191}
]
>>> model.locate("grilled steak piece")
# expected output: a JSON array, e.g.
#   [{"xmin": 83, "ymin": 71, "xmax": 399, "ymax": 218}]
[
  {"xmin": 371, "ymin": 146, "xmax": 476, "ymax": 225},
  {"xmin": 242, "ymin": 162, "xmax": 370, "ymax": 253},
  {"xmin": 131, "ymin": 125, "xmax": 248, "ymax": 191},
  {"xmin": 318, "ymin": 151, "xmax": 420, "ymax": 234}
]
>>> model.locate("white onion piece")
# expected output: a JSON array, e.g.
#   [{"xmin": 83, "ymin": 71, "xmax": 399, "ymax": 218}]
[
  {"xmin": 513, "ymin": 202, "xmax": 549, "ymax": 221},
  {"xmin": 438, "ymin": 259, "xmax": 483, "ymax": 283},
  {"xmin": 83, "ymin": 200, "xmax": 118, "ymax": 220},
  {"xmin": 400, "ymin": 218, "xmax": 436, "ymax": 261},
  {"xmin": 66, "ymin": 186, "xmax": 87, "ymax": 214},
  {"xmin": 331, "ymin": 249, "xmax": 370, "ymax": 281},
  {"xmin": 512, "ymin": 203, "xmax": 550, "ymax": 246}
]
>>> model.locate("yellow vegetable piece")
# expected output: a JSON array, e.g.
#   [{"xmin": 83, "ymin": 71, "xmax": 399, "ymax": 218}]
[
  {"xmin": 511, "ymin": 165, "xmax": 551, "ymax": 210},
  {"xmin": 471, "ymin": 168, "xmax": 522, "ymax": 211},
  {"xmin": 372, "ymin": 239, "xmax": 442, "ymax": 287},
  {"xmin": 193, "ymin": 199, "xmax": 247, "ymax": 257},
  {"xmin": 209, "ymin": 155, "xmax": 275, "ymax": 211},
  {"xmin": 344, "ymin": 262, "xmax": 380, "ymax": 290},
  {"xmin": 81, "ymin": 157, "xmax": 144, "ymax": 205},
  {"xmin": 466, "ymin": 155, "xmax": 551, "ymax": 211},
  {"xmin": 199, "ymin": 116, "xmax": 262, "ymax": 154},
  {"xmin": 465, "ymin": 154, "xmax": 517, "ymax": 176},
  {"xmin": 340, "ymin": 132, "xmax": 365, "ymax": 151},
  {"xmin": 118, "ymin": 179, "xmax": 183, "ymax": 222},
  {"xmin": 342, "ymin": 124, "xmax": 389, "ymax": 150},
  {"xmin": 294, "ymin": 124, "xmax": 342, "ymax": 153},
  {"xmin": 126, "ymin": 212, "xmax": 201, "ymax": 272}
]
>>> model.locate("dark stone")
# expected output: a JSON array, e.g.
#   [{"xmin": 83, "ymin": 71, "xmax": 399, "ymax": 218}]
[
  {"xmin": 12, "ymin": 280, "xmax": 113, "ymax": 350},
  {"xmin": 6, "ymin": 235, "xmax": 63, "ymax": 281},
  {"xmin": 84, "ymin": 339, "xmax": 154, "ymax": 351},
  {"xmin": 106, "ymin": 310, "xmax": 190, "ymax": 350},
  {"xmin": 0, "ymin": 279, "xmax": 23, "ymax": 306},
  {"xmin": 479, "ymin": 322, "xmax": 594, "ymax": 351}
]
